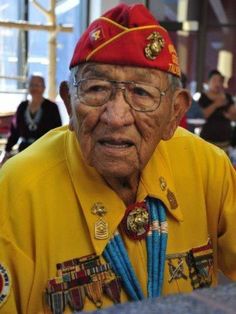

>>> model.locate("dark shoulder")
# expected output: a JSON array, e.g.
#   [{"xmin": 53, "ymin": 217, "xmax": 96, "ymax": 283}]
[
  {"xmin": 225, "ymin": 93, "xmax": 234, "ymax": 105},
  {"xmin": 17, "ymin": 100, "xmax": 28, "ymax": 110},
  {"xmin": 198, "ymin": 92, "xmax": 211, "ymax": 106},
  {"xmin": 199, "ymin": 92, "xmax": 209, "ymax": 101},
  {"xmin": 42, "ymin": 98, "xmax": 59, "ymax": 110}
]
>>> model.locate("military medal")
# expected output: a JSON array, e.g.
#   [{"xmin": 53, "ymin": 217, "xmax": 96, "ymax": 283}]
[
  {"xmin": 45, "ymin": 254, "xmax": 121, "ymax": 313},
  {"xmin": 122, "ymin": 201, "xmax": 150, "ymax": 240},
  {"xmin": 91, "ymin": 202, "xmax": 109, "ymax": 240},
  {"xmin": 186, "ymin": 240, "xmax": 213, "ymax": 289},
  {"xmin": 167, "ymin": 257, "xmax": 187, "ymax": 283}
]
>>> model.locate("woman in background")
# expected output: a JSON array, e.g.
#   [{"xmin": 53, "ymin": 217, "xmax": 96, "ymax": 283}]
[
  {"xmin": 198, "ymin": 69, "xmax": 236, "ymax": 153},
  {"xmin": 3, "ymin": 75, "xmax": 62, "ymax": 159}
]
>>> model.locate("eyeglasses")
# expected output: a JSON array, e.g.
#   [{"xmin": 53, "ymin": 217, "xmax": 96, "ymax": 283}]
[{"xmin": 73, "ymin": 78, "xmax": 169, "ymax": 112}]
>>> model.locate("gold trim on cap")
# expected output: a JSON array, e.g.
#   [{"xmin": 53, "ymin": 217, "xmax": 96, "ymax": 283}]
[
  {"xmin": 100, "ymin": 16, "xmax": 129, "ymax": 31},
  {"xmin": 86, "ymin": 25, "xmax": 167, "ymax": 62}
]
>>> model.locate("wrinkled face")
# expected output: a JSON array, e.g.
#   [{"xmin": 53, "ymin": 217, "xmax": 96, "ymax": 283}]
[
  {"xmin": 208, "ymin": 74, "xmax": 224, "ymax": 93},
  {"xmin": 70, "ymin": 64, "xmax": 176, "ymax": 179},
  {"xmin": 28, "ymin": 76, "xmax": 45, "ymax": 97}
]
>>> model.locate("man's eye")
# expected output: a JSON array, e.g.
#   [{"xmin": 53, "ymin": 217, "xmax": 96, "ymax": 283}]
[
  {"xmin": 132, "ymin": 87, "xmax": 151, "ymax": 97},
  {"xmin": 85, "ymin": 84, "xmax": 109, "ymax": 93}
]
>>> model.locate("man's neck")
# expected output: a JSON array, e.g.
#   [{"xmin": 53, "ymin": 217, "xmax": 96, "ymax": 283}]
[{"xmin": 103, "ymin": 173, "xmax": 140, "ymax": 206}]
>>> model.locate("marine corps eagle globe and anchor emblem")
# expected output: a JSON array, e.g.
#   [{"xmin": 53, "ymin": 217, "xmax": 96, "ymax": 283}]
[
  {"xmin": 122, "ymin": 202, "xmax": 150, "ymax": 240},
  {"xmin": 144, "ymin": 31, "xmax": 165, "ymax": 60}
]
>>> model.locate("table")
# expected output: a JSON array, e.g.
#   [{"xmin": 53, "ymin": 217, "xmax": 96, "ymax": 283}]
[{"xmin": 86, "ymin": 283, "xmax": 236, "ymax": 314}]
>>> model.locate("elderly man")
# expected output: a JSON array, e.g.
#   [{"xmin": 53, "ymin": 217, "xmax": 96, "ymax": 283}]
[{"xmin": 0, "ymin": 3, "xmax": 236, "ymax": 314}]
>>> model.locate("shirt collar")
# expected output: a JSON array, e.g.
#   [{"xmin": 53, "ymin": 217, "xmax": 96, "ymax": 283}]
[
  {"xmin": 65, "ymin": 130, "xmax": 183, "ymax": 256},
  {"xmin": 140, "ymin": 142, "xmax": 184, "ymax": 222}
]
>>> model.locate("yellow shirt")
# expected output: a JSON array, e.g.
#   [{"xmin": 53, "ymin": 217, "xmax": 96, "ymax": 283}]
[{"xmin": 0, "ymin": 126, "xmax": 236, "ymax": 313}]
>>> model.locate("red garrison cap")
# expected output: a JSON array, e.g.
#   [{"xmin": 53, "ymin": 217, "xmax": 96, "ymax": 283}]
[{"xmin": 70, "ymin": 3, "xmax": 180, "ymax": 77}]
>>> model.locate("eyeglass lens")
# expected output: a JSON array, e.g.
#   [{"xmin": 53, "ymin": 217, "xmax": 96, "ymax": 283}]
[{"xmin": 77, "ymin": 79, "xmax": 162, "ymax": 112}]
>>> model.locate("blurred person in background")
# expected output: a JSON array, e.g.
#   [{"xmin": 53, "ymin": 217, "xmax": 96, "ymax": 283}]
[
  {"xmin": 1, "ymin": 75, "xmax": 62, "ymax": 164},
  {"xmin": 179, "ymin": 73, "xmax": 188, "ymax": 128},
  {"xmin": 180, "ymin": 73, "xmax": 204, "ymax": 133},
  {"xmin": 198, "ymin": 69, "xmax": 236, "ymax": 152}
]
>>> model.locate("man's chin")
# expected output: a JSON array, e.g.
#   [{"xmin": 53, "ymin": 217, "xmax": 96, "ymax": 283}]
[{"xmin": 94, "ymin": 162, "xmax": 138, "ymax": 179}]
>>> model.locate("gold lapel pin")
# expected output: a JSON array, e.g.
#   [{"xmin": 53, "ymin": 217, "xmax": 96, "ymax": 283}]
[
  {"xmin": 91, "ymin": 202, "xmax": 109, "ymax": 240},
  {"xmin": 159, "ymin": 176, "xmax": 167, "ymax": 191},
  {"xmin": 167, "ymin": 188, "xmax": 178, "ymax": 209}
]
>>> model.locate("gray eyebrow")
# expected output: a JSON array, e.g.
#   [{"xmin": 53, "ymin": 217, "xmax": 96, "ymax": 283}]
[{"xmin": 80, "ymin": 64, "xmax": 111, "ymax": 79}]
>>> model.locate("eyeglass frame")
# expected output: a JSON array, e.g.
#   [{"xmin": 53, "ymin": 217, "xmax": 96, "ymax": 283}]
[{"xmin": 73, "ymin": 77, "xmax": 170, "ymax": 112}]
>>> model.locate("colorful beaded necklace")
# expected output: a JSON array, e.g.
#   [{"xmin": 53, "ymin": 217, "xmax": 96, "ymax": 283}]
[{"xmin": 103, "ymin": 197, "xmax": 168, "ymax": 300}]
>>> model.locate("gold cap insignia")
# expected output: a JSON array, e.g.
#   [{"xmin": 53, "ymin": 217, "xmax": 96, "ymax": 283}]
[
  {"xmin": 144, "ymin": 31, "xmax": 165, "ymax": 60},
  {"xmin": 91, "ymin": 29, "xmax": 101, "ymax": 41},
  {"xmin": 90, "ymin": 27, "xmax": 104, "ymax": 44}
]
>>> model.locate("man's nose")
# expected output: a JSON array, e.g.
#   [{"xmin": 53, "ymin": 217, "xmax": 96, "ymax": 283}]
[{"xmin": 100, "ymin": 89, "xmax": 134, "ymax": 127}]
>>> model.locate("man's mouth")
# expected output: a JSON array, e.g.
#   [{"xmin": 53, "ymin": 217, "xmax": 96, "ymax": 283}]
[{"xmin": 98, "ymin": 138, "xmax": 134, "ymax": 148}]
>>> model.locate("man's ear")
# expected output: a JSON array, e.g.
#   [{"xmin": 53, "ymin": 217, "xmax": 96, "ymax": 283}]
[
  {"xmin": 162, "ymin": 89, "xmax": 191, "ymax": 140},
  {"xmin": 59, "ymin": 81, "xmax": 72, "ymax": 116},
  {"xmin": 59, "ymin": 81, "xmax": 74, "ymax": 130}
]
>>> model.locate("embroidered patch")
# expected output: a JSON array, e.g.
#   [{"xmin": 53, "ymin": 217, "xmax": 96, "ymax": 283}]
[
  {"xmin": 89, "ymin": 27, "xmax": 104, "ymax": 44},
  {"xmin": 186, "ymin": 239, "xmax": 213, "ymax": 289},
  {"xmin": 0, "ymin": 263, "xmax": 11, "ymax": 307},
  {"xmin": 168, "ymin": 44, "xmax": 181, "ymax": 76}
]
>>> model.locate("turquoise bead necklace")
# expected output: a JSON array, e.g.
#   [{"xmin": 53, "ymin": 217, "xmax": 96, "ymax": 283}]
[{"xmin": 103, "ymin": 197, "xmax": 168, "ymax": 300}]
